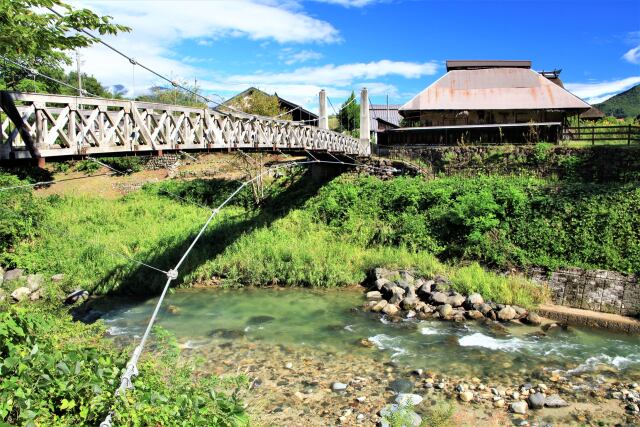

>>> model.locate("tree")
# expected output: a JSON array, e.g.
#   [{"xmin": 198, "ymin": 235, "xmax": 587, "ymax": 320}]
[
  {"xmin": 337, "ymin": 91, "xmax": 359, "ymax": 136},
  {"xmin": 137, "ymin": 81, "xmax": 208, "ymax": 108},
  {"xmin": 225, "ymin": 89, "xmax": 292, "ymax": 119},
  {"xmin": 0, "ymin": 0, "xmax": 130, "ymax": 88}
]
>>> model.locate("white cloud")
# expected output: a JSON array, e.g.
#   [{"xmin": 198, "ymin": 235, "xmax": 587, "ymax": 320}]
[
  {"xmin": 282, "ymin": 49, "xmax": 323, "ymax": 65},
  {"xmin": 565, "ymin": 76, "xmax": 640, "ymax": 104},
  {"xmin": 197, "ymin": 60, "xmax": 436, "ymax": 111},
  {"xmin": 312, "ymin": 0, "xmax": 381, "ymax": 6},
  {"xmin": 226, "ymin": 60, "xmax": 439, "ymax": 87},
  {"xmin": 623, "ymin": 45, "xmax": 640, "ymax": 64}
]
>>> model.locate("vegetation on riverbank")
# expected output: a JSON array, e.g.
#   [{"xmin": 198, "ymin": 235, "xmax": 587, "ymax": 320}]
[{"xmin": 0, "ymin": 305, "xmax": 248, "ymax": 426}]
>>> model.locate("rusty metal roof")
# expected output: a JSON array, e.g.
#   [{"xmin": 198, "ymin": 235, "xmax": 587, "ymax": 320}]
[
  {"xmin": 400, "ymin": 67, "xmax": 590, "ymax": 114},
  {"xmin": 446, "ymin": 60, "xmax": 531, "ymax": 71},
  {"xmin": 369, "ymin": 104, "xmax": 402, "ymax": 129}
]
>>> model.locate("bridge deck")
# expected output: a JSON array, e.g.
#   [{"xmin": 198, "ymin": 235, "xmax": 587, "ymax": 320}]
[{"xmin": 0, "ymin": 91, "xmax": 370, "ymax": 160}]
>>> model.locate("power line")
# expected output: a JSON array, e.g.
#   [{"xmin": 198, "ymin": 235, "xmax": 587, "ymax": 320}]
[{"xmin": 0, "ymin": 54, "xmax": 100, "ymax": 97}]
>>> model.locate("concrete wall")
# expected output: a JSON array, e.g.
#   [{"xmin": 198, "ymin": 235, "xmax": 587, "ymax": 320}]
[{"xmin": 530, "ymin": 267, "xmax": 639, "ymax": 316}]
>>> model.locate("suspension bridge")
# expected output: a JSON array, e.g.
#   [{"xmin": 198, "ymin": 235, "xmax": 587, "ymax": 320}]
[{"xmin": 0, "ymin": 88, "xmax": 372, "ymax": 165}]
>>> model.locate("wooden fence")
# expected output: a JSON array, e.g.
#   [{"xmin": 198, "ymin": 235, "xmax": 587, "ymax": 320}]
[{"xmin": 562, "ymin": 125, "xmax": 640, "ymax": 145}]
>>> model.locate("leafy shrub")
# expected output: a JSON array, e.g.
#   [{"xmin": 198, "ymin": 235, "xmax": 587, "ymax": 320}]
[
  {"xmin": 100, "ymin": 157, "xmax": 143, "ymax": 174},
  {"xmin": 75, "ymin": 160, "xmax": 101, "ymax": 174},
  {"xmin": 308, "ymin": 175, "xmax": 640, "ymax": 273},
  {"xmin": 0, "ymin": 306, "xmax": 248, "ymax": 426},
  {"xmin": 0, "ymin": 174, "xmax": 47, "ymax": 260}
]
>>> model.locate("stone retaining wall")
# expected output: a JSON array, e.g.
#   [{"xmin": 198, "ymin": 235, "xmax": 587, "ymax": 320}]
[
  {"xmin": 529, "ymin": 267, "xmax": 639, "ymax": 317},
  {"xmin": 143, "ymin": 154, "xmax": 181, "ymax": 170}
]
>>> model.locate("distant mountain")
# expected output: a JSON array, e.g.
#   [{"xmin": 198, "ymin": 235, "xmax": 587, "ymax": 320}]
[{"xmin": 595, "ymin": 84, "xmax": 640, "ymax": 118}]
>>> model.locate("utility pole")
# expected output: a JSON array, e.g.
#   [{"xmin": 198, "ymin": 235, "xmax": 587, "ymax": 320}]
[{"xmin": 75, "ymin": 50, "xmax": 83, "ymax": 96}]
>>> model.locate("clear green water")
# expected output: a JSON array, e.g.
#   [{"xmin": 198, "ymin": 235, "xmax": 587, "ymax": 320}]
[{"xmin": 101, "ymin": 288, "xmax": 640, "ymax": 380}]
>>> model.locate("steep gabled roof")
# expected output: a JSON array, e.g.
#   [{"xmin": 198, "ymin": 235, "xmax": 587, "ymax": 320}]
[{"xmin": 400, "ymin": 67, "xmax": 590, "ymax": 115}]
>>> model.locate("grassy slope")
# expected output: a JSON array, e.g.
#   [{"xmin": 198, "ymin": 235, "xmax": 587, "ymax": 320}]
[{"xmin": 595, "ymin": 84, "xmax": 640, "ymax": 118}]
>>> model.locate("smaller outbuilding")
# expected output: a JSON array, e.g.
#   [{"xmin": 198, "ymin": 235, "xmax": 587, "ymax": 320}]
[{"xmin": 224, "ymin": 87, "xmax": 318, "ymax": 126}]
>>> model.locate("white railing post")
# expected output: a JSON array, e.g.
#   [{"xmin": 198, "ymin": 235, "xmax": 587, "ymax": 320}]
[{"xmin": 319, "ymin": 89, "xmax": 328, "ymax": 130}]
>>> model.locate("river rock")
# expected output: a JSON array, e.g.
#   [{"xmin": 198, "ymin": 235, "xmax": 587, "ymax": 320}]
[
  {"xmin": 401, "ymin": 296, "xmax": 419, "ymax": 310},
  {"xmin": 399, "ymin": 271, "xmax": 415, "ymax": 284},
  {"xmin": 497, "ymin": 306, "xmax": 516, "ymax": 321},
  {"xmin": 382, "ymin": 304, "xmax": 399, "ymax": 316},
  {"xmin": 375, "ymin": 278, "xmax": 392, "ymax": 291},
  {"xmin": 390, "ymin": 379, "xmax": 414, "ymax": 394},
  {"xmin": 11, "ymin": 287, "xmax": 31, "ymax": 302},
  {"xmin": 26, "ymin": 274, "xmax": 43, "ymax": 291},
  {"xmin": 380, "ymin": 405, "xmax": 421, "ymax": 427},
  {"xmin": 332, "ymin": 382, "xmax": 348, "ymax": 391},
  {"xmin": 366, "ymin": 291, "xmax": 382, "ymax": 301},
  {"xmin": 372, "ymin": 267, "xmax": 390, "ymax": 281},
  {"xmin": 528, "ymin": 392, "xmax": 545, "ymax": 409},
  {"xmin": 513, "ymin": 306, "xmax": 527, "ymax": 319},
  {"xmin": 372, "ymin": 300, "xmax": 388, "ymax": 312},
  {"xmin": 389, "ymin": 287, "xmax": 406, "ymax": 304},
  {"xmin": 465, "ymin": 309, "xmax": 484, "ymax": 320},
  {"xmin": 459, "ymin": 391, "xmax": 474, "ymax": 402},
  {"xmin": 437, "ymin": 304, "xmax": 453, "ymax": 318},
  {"xmin": 510, "ymin": 401, "xmax": 528, "ymax": 414},
  {"xmin": 478, "ymin": 303, "xmax": 493, "ymax": 315},
  {"xmin": 431, "ymin": 292, "xmax": 448, "ymax": 305},
  {"xmin": 466, "ymin": 293, "xmax": 484, "ymax": 306},
  {"xmin": 544, "ymin": 394, "xmax": 568, "ymax": 408},
  {"xmin": 523, "ymin": 312, "xmax": 542, "ymax": 326},
  {"xmin": 51, "ymin": 273, "xmax": 65, "ymax": 282},
  {"xmin": 446, "ymin": 293, "xmax": 465, "ymax": 307},
  {"xmin": 4, "ymin": 268, "xmax": 24, "ymax": 282},
  {"xmin": 64, "ymin": 290, "xmax": 89, "ymax": 305},
  {"xmin": 29, "ymin": 290, "xmax": 41, "ymax": 301},
  {"xmin": 396, "ymin": 393, "xmax": 423, "ymax": 406}
]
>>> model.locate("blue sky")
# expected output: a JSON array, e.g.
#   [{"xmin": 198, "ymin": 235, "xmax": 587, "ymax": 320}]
[{"xmin": 73, "ymin": 0, "xmax": 640, "ymax": 111}]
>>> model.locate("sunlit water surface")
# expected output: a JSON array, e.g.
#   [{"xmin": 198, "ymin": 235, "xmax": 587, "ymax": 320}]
[{"xmin": 100, "ymin": 288, "xmax": 640, "ymax": 379}]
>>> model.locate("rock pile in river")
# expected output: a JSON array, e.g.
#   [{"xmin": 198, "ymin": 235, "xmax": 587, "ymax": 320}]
[{"xmin": 362, "ymin": 268, "xmax": 538, "ymax": 324}]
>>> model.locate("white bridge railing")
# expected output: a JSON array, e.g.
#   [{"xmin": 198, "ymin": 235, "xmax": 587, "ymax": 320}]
[{"xmin": 0, "ymin": 91, "xmax": 369, "ymax": 159}]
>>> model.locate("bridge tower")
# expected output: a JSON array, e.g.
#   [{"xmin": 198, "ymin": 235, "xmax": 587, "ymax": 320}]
[{"xmin": 360, "ymin": 87, "xmax": 370, "ymax": 147}]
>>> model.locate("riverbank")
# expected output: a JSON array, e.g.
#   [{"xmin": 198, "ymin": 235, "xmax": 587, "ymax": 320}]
[{"xmin": 100, "ymin": 287, "xmax": 640, "ymax": 426}]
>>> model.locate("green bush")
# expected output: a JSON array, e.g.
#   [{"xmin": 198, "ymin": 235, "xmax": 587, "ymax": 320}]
[
  {"xmin": 100, "ymin": 157, "xmax": 143, "ymax": 174},
  {"xmin": 0, "ymin": 306, "xmax": 248, "ymax": 426},
  {"xmin": 308, "ymin": 175, "xmax": 640, "ymax": 273},
  {"xmin": 0, "ymin": 174, "xmax": 47, "ymax": 261},
  {"xmin": 74, "ymin": 160, "xmax": 101, "ymax": 174}
]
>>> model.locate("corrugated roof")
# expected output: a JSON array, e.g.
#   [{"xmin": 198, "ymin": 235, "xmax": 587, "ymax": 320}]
[
  {"xmin": 369, "ymin": 104, "xmax": 402, "ymax": 129},
  {"xmin": 400, "ymin": 68, "xmax": 590, "ymax": 114},
  {"xmin": 446, "ymin": 60, "xmax": 531, "ymax": 71}
]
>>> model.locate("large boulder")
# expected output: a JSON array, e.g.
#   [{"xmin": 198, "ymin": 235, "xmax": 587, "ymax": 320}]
[
  {"xmin": 523, "ymin": 312, "xmax": 543, "ymax": 326},
  {"xmin": 11, "ymin": 287, "xmax": 31, "ymax": 302},
  {"xmin": 544, "ymin": 394, "xmax": 569, "ymax": 408},
  {"xmin": 389, "ymin": 288, "xmax": 406, "ymax": 304},
  {"xmin": 398, "ymin": 271, "xmax": 415, "ymax": 284},
  {"xmin": 372, "ymin": 300, "xmax": 388, "ymax": 312},
  {"xmin": 376, "ymin": 278, "xmax": 393, "ymax": 292},
  {"xmin": 466, "ymin": 293, "xmax": 484, "ymax": 307},
  {"xmin": 465, "ymin": 310, "xmax": 484, "ymax": 320},
  {"xmin": 416, "ymin": 283, "xmax": 432, "ymax": 300},
  {"xmin": 396, "ymin": 280, "xmax": 416, "ymax": 298},
  {"xmin": 527, "ymin": 392, "xmax": 545, "ymax": 410},
  {"xmin": 26, "ymin": 274, "xmax": 44, "ymax": 291},
  {"xmin": 513, "ymin": 306, "xmax": 528, "ymax": 319},
  {"xmin": 437, "ymin": 304, "xmax": 453, "ymax": 318},
  {"xmin": 430, "ymin": 291, "xmax": 448, "ymax": 305},
  {"xmin": 382, "ymin": 304, "xmax": 400, "ymax": 316},
  {"xmin": 4, "ymin": 268, "xmax": 24, "ymax": 282},
  {"xmin": 401, "ymin": 296, "xmax": 419, "ymax": 310},
  {"xmin": 478, "ymin": 303, "xmax": 493, "ymax": 315},
  {"xmin": 366, "ymin": 291, "xmax": 382, "ymax": 301},
  {"xmin": 64, "ymin": 290, "xmax": 89, "ymax": 305},
  {"xmin": 497, "ymin": 306, "xmax": 517, "ymax": 321},
  {"xmin": 510, "ymin": 401, "xmax": 528, "ymax": 414},
  {"xmin": 446, "ymin": 293, "xmax": 465, "ymax": 308}
]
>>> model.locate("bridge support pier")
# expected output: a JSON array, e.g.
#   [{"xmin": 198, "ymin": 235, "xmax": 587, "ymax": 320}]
[
  {"xmin": 156, "ymin": 149, "xmax": 164, "ymax": 157},
  {"xmin": 310, "ymin": 160, "xmax": 345, "ymax": 182},
  {"xmin": 36, "ymin": 157, "xmax": 45, "ymax": 168}
]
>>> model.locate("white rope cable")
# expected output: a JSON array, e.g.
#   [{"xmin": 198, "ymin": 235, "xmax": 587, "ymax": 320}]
[{"xmin": 0, "ymin": 172, "xmax": 117, "ymax": 192}]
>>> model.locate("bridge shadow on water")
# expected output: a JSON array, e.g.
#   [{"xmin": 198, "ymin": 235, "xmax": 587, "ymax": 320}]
[{"xmin": 81, "ymin": 165, "xmax": 340, "ymax": 314}]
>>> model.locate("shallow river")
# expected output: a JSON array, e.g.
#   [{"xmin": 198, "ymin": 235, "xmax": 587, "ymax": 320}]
[{"xmin": 101, "ymin": 287, "xmax": 640, "ymax": 381}]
